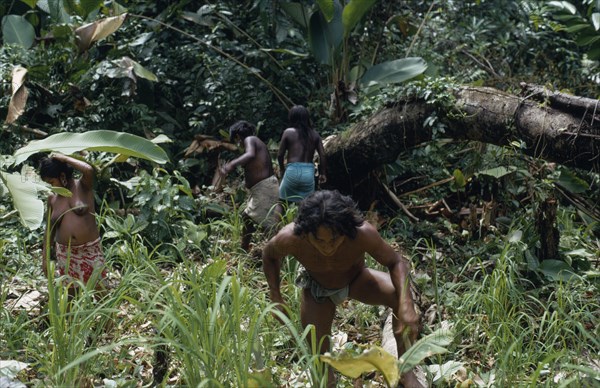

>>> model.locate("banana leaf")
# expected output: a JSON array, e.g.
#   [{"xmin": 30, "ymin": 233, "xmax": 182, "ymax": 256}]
[
  {"xmin": 0, "ymin": 171, "xmax": 47, "ymax": 230},
  {"xmin": 13, "ymin": 130, "xmax": 169, "ymax": 166}
]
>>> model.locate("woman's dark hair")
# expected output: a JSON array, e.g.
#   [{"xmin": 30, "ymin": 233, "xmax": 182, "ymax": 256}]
[
  {"xmin": 229, "ymin": 120, "xmax": 256, "ymax": 141},
  {"xmin": 39, "ymin": 157, "xmax": 73, "ymax": 180},
  {"xmin": 294, "ymin": 190, "xmax": 364, "ymax": 239},
  {"xmin": 288, "ymin": 105, "xmax": 312, "ymax": 143}
]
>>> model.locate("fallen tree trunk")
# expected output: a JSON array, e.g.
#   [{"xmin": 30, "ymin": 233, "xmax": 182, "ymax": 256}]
[{"xmin": 324, "ymin": 86, "xmax": 600, "ymax": 193}]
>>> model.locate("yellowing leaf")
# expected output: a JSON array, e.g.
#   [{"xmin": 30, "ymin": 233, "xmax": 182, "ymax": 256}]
[
  {"xmin": 320, "ymin": 346, "xmax": 399, "ymax": 387},
  {"xmin": 5, "ymin": 65, "xmax": 29, "ymax": 124}
]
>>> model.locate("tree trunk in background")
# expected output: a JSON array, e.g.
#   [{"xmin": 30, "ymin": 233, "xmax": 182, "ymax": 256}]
[
  {"xmin": 536, "ymin": 197, "xmax": 560, "ymax": 261},
  {"xmin": 323, "ymin": 86, "xmax": 600, "ymax": 194}
]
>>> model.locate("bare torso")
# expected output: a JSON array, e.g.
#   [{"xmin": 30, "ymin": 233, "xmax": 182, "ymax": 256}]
[
  {"xmin": 279, "ymin": 127, "xmax": 320, "ymax": 164},
  {"xmin": 48, "ymin": 179, "xmax": 99, "ymax": 245},
  {"xmin": 273, "ymin": 223, "xmax": 368, "ymax": 289},
  {"xmin": 243, "ymin": 136, "xmax": 274, "ymax": 188}
]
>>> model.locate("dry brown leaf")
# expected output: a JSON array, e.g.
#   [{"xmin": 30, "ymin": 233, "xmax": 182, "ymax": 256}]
[
  {"xmin": 75, "ymin": 14, "xmax": 127, "ymax": 52},
  {"xmin": 5, "ymin": 66, "xmax": 29, "ymax": 124},
  {"xmin": 183, "ymin": 135, "xmax": 237, "ymax": 157}
]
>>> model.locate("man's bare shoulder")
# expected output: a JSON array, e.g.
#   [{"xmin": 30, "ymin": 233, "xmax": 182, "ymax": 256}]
[
  {"xmin": 274, "ymin": 223, "xmax": 300, "ymax": 242},
  {"xmin": 282, "ymin": 127, "xmax": 298, "ymax": 137},
  {"xmin": 275, "ymin": 222, "xmax": 304, "ymax": 245},
  {"xmin": 355, "ymin": 221, "xmax": 379, "ymax": 237}
]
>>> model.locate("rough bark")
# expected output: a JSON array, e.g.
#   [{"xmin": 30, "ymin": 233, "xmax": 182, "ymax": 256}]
[
  {"xmin": 323, "ymin": 86, "xmax": 600, "ymax": 193},
  {"xmin": 536, "ymin": 197, "xmax": 560, "ymax": 261}
]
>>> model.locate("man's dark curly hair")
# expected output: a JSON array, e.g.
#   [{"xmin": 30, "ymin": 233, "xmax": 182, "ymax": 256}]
[
  {"xmin": 229, "ymin": 120, "xmax": 256, "ymax": 141},
  {"xmin": 293, "ymin": 190, "xmax": 364, "ymax": 239},
  {"xmin": 39, "ymin": 157, "xmax": 73, "ymax": 180}
]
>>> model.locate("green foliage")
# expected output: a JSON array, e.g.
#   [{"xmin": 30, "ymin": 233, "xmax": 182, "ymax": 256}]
[
  {"xmin": 0, "ymin": 130, "xmax": 169, "ymax": 230},
  {"xmin": 115, "ymin": 167, "xmax": 195, "ymax": 248},
  {"xmin": 2, "ymin": 14, "xmax": 36, "ymax": 48},
  {"xmin": 1, "ymin": 1, "xmax": 600, "ymax": 387}
]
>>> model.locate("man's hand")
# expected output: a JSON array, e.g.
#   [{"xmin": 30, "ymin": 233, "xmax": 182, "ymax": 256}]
[
  {"xmin": 219, "ymin": 163, "xmax": 231, "ymax": 176},
  {"xmin": 318, "ymin": 174, "xmax": 327, "ymax": 185},
  {"xmin": 395, "ymin": 306, "xmax": 420, "ymax": 353}
]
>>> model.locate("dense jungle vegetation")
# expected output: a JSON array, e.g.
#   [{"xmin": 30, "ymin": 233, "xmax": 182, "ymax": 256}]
[{"xmin": 1, "ymin": 1, "xmax": 599, "ymax": 387}]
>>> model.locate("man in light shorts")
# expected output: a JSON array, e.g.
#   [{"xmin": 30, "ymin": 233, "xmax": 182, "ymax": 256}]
[{"xmin": 220, "ymin": 120, "xmax": 282, "ymax": 251}]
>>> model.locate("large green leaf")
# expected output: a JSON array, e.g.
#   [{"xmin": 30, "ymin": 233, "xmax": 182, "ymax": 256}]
[
  {"xmin": 0, "ymin": 171, "xmax": 47, "ymax": 230},
  {"xmin": 555, "ymin": 168, "xmax": 589, "ymax": 193},
  {"xmin": 280, "ymin": 2, "xmax": 310, "ymax": 29},
  {"xmin": 360, "ymin": 57, "xmax": 427, "ymax": 90},
  {"xmin": 13, "ymin": 130, "xmax": 169, "ymax": 165},
  {"xmin": 397, "ymin": 328, "xmax": 454, "ymax": 374},
  {"xmin": 308, "ymin": 1, "xmax": 343, "ymax": 65},
  {"xmin": 538, "ymin": 260, "xmax": 577, "ymax": 282},
  {"xmin": 342, "ymin": 0, "xmax": 377, "ymax": 37},
  {"xmin": 2, "ymin": 15, "xmax": 36, "ymax": 49},
  {"xmin": 316, "ymin": 0, "xmax": 335, "ymax": 22}
]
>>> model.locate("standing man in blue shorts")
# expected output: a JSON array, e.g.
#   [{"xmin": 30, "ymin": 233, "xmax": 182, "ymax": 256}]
[{"xmin": 277, "ymin": 105, "xmax": 327, "ymax": 202}]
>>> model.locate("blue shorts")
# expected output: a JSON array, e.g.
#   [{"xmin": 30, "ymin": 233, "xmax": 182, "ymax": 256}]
[{"xmin": 279, "ymin": 162, "xmax": 315, "ymax": 202}]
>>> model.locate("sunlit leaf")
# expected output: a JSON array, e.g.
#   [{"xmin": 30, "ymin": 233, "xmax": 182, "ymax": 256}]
[
  {"xmin": 20, "ymin": 0, "xmax": 38, "ymax": 8},
  {"xmin": 508, "ymin": 230, "xmax": 523, "ymax": 243},
  {"xmin": 316, "ymin": 0, "xmax": 335, "ymax": 22},
  {"xmin": 360, "ymin": 57, "xmax": 427, "ymax": 89},
  {"xmin": 75, "ymin": 13, "xmax": 127, "ymax": 52},
  {"xmin": 5, "ymin": 66, "xmax": 29, "ymax": 124},
  {"xmin": 261, "ymin": 48, "xmax": 309, "ymax": 57},
  {"xmin": 181, "ymin": 9, "xmax": 215, "ymax": 27},
  {"xmin": 547, "ymin": 1, "xmax": 577, "ymax": 14},
  {"xmin": 321, "ymin": 346, "xmax": 400, "ymax": 387},
  {"xmin": 475, "ymin": 166, "xmax": 516, "ymax": 179},
  {"xmin": 453, "ymin": 169, "xmax": 466, "ymax": 188},
  {"xmin": 131, "ymin": 59, "xmax": 158, "ymax": 82},
  {"xmin": 342, "ymin": 0, "xmax": 377, "ymax": 37},
  {"xmin": 151, "ymin": 134, "xmax": 173, "ymax": 144},
  {"xmin": 2, "ymin": 15, "xmax": 36, "ymax": 49},
  {"xmin": 0, "ymin": 171, "xmax": 47, "ymax": 230},
  {"xmin": 427, "ymin": 361, "xmax": 464, "ymax": 384},
  {"xmin": 13, "ymin": 130, "xmax": 169, "ymax": 165},
  {"xmin": 592, "ymin": 13, "xmax": 600, "ymax": 31}
]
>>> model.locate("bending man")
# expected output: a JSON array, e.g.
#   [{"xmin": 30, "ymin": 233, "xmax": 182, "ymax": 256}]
[{"xmin": 262, "ymin": 190, "xmax": 423, "ymax": 387}]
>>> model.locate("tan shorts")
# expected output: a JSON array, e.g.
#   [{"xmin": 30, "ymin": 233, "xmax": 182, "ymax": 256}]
[{"xmin": 244, "ymin": 175, "xmax": 280, "ymax": 229}]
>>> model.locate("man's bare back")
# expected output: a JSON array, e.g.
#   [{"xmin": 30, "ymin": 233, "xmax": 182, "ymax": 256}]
[
  {"xmin": 241, "ymin": 136, "xmax": 274, "ymax": 188},
  {"xmin": 279, "ymin": 127, "xmax": 320, "ymax": 164},
  {"xmin": 277, "ymin": 105, "xmax": 327, "ymax": 185}
]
